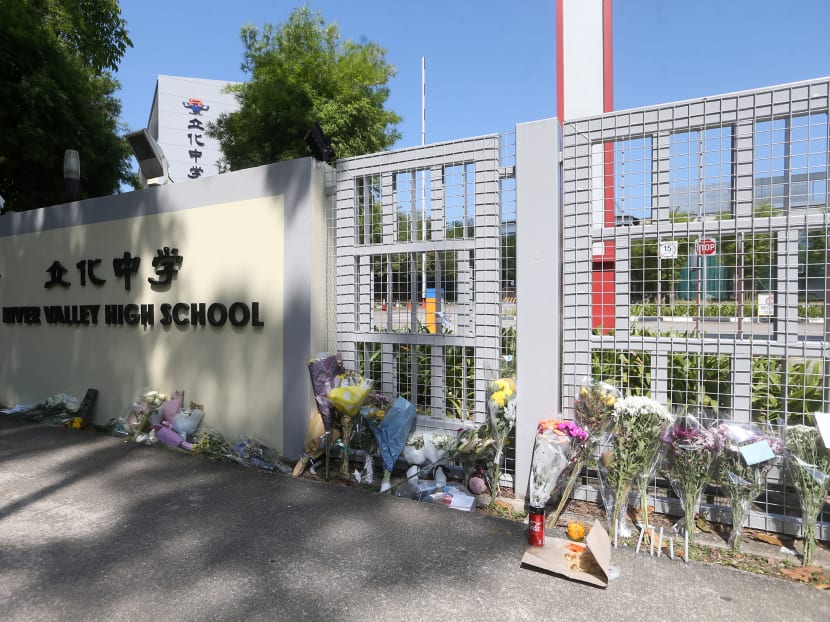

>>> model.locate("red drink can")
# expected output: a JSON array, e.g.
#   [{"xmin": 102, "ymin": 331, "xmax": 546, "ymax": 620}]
[{"xmin": 528, "ymin": 506, "xmax": 545, "ymax": 546}]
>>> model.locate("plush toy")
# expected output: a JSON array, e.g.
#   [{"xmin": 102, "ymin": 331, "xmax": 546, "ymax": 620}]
[{"xmin": 468, "ymin": 464, "xmax": 489, "ymax": 495}]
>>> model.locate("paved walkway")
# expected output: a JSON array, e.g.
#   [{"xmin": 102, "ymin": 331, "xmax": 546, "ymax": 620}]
[{"xmin": 1, "ymin": 418, "xmax": 827, "ymax": 621}]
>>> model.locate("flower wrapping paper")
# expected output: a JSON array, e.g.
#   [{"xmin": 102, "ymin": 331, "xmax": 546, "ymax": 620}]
[{"xmin": 307, "ymin": 353, "xmax": 344, "ymax": 430}]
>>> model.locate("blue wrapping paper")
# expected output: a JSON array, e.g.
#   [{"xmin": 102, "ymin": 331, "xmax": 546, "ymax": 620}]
[{"xmin": 366, "ymin": 396, "xmax": 417, "ymax": 472}]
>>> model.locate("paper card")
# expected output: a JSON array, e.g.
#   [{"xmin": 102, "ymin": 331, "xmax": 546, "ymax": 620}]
[
  {"xmin": 740, "ymin": 440, "xmax": 775, "ymax": 465},
  {"xmin": 521, "ymin": 519, "xmax": 612, "ymax": 588},
  {"xmin": 813, "ymin": 413, "xmax": 830, "ymax": 455},
  {"xmin": 449, "ymin": 493, "xmax": 475, "ymax": 512}
]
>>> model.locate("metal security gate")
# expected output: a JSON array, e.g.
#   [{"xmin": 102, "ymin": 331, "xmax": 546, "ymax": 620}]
[
  {"xmin": 330, "ymin": 135, "xmax": 517, "ymax": 480},
  {"xmin": 561, "ymin": 78, "xmax": 830, "ymax": 539}
]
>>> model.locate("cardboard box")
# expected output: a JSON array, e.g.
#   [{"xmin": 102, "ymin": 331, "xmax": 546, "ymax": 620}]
[{"xmin": 521, "ymin": 519, "xmax": 612, "ymax": 588}]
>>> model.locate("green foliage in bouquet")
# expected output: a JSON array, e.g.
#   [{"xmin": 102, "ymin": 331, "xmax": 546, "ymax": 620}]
[
  {"xmin": 548, "ymin": 379, "xmax": 620, "ymax": 528},
  {"xmin": 785, "ymin": 424, "xmax": 830, "ymax": 566},
  {"xmin": 601, "ymin": 396, "xmax": 671, "ymax": 543},
  {"xmin": 449, "ymin": 377, "xmax": 516, "ymax": 508},
  {"xmin": 191, "ymin": 430, "xmax": 236, "ymax": 462},
  {"xmin": 711, "ymin": 423, "xmax": 782, "ymax": 552},
  {"xmin": 663, "ymin": 416, "xmax": 717, "ymax": 544}
]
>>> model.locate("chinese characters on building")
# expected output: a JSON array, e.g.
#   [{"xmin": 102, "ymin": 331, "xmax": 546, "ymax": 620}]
[{"xmin": 183, "ymin": 97, "xmax": 209, "ymax": 179}]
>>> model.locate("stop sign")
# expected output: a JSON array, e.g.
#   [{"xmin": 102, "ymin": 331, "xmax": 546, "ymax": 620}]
[{"xmin": 696, "ymin": 238, "xmax": 717, "ymax": 255}]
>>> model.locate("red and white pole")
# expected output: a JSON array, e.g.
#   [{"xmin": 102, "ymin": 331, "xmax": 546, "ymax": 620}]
[{"xmin": 557, "ymin": 0, "xmax": 615, "ymax": 332}]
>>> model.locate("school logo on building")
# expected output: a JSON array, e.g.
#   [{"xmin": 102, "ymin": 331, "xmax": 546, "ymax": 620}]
[{"xmin": 182, "ymin": 98, "xmax": 210, "ymax": 114}]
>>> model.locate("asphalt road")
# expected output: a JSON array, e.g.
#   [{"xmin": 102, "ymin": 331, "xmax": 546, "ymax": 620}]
[{"xmin": 1, "ymin": 418, "xmax": 828, "ymax": 621}]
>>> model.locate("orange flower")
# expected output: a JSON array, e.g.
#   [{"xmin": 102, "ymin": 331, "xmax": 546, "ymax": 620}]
[
  {"xmin": 536, "ymin": 419, "xmax": 568, "ymax": 436},
  {"xmin": 538, "ymin": 419, "xmax": 566, "ymax": 434}
]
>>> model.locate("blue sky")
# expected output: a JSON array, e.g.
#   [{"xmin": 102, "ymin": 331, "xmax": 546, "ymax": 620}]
[{"xmin": 116, "ymin": 0, "xmax": 830, "ymax": 151}]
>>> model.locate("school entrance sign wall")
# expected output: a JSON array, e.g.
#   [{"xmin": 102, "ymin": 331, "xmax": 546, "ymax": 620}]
[{"xmin": 0, "ymin": 157, "xmax": 330, "ymax": 460}]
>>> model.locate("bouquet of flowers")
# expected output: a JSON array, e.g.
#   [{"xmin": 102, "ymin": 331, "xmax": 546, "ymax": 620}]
[
  {"xmin": 574, "ymin": 378, "xmax": 620, "ymax": 433},
  {"xmin": 365, "ymin": 396, "xmax": 417, "ymax": 492},
  {"xmin": 360, "ymin": 392, "xmax": 391, "ymax": 425},
  {"xmin": 528, "ymin": 419, "xmax": 588, "ymax": 509},
  {"xmin": 104, "ymin": 388, "xmax": 166, "ymax": 437},
  {"xmin": 20, "ymin": 392, "xmax": 81, "ymax": 425},
  {"xmin": 484, "ymin": 376, "xmax": 516, "ymax": 506},
  {"xmin": 350, "ymin": 391, "xmax": 390, "ymax": 483},
  {"xmin": 784, "ymin": 423, "xmax": 830, "ymax": 565},
  {"xmin": 598, "ymin": 395, "xmax": 672, "ymax": 543},
  {"xmin": 711, "ymin": 421, "xmax": 782, "ymax": 552},
  {"xmin": 401, "ymin": 430, "xmax": 457, "ymax": 466},
  {"xmin": 403, "ymin": 432, "xmax": 427, "ymax": 465},
  {"xmin": 548, "ymin": 378, "xmax": 620, "ymax": 527},
  {"xmin": 307, "ymin": 353, "xmax": 345, "ymax": 430},
  {"xmin": 191, "ymin": 428, "xmax": 236, "ymax": 462},
  {"xmin": 426, "ymin": 432, "xmax": 457, "ymax": 464},
  {"xmin": 449, "ymin": 376, "xmax": 516, "ymax": 508},
  {"xmin": 327, "ymin": 370, "xmax": 373, "ymax": 478},
  {"xmin": 634, "ymin": 433, "xmax": 666, "ymax": 538},
  {"xmin": 663, "ymin": 412, "xmax": 717, "ymax": 544}
]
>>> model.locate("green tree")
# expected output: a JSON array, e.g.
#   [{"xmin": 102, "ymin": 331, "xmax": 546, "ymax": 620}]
[
  {"xmin": 209, "ymin": 6, "xmax": 401, "ymax": 170},
  {"xmin": 719, "ymin": 201, "xmax": 781, "ymax": 300},
  {"xmin": 798, "ymin": 228, "xmax": 826, "ymax": 301},
  {"xmin": 0, "ymin": 0, "xmax": 135, "ymax": 212},
  {"xmin": 629, "ymin": 208, "xmax": 693, "ymax": 303}
]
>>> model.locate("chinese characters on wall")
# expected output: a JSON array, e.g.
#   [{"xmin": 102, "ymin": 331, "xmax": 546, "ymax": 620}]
[
  {"xmin": 44, "ymin": 247, "xmax": 183, "ymax": 291},
  {"xmin": 2, "ymin": 246, "xmax": 264, "ymax": 329}
]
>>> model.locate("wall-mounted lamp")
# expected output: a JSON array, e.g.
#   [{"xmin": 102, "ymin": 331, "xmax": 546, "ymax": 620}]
[
  {"xmin": 124, "ymin": 128, "xmax": 169, "ymax": 185},
  {"xmin": 304, "ymin": 123, "xmax": 336, "ymax": 163},
  {"xmin": 63, "ymin": 149, "xmax": 80, "ymax": 201}
]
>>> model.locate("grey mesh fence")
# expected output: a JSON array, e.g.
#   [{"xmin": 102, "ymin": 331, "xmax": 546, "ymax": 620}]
[
  {"xmin": 330, "ymin": 133, "xmax": 518, "ymax": 485},
  {"xmin": 561, "ymin": 78, "xmax": 830, "ymax": 540}
]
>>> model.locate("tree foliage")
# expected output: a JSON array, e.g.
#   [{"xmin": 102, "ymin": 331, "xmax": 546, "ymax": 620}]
[
  {"xmin": 718, "ymin": 201, "xmax": 781, "ymax": 296},
  {"xmin": 209, "ymin": 7, "xmax": 401, "ymax": 170},
  {"xmin": 628, "ymin": 202, "xmax": 816, "ymax": 304},
  {"xmin": 0, "ymin": 0, "xmax": 134, "ymax": 212},
  {"xmin": 629, "ymin": 208, "xmax": 694, "ymax": 302}
]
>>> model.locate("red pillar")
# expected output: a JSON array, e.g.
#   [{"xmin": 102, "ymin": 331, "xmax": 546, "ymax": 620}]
[
  {"xmin": 558, "ymin": 0, "xmax": 615, "ymax": 333},
  {"xmin": 592, "ymin": 0, "xmax": 615, "ymax": 333}
]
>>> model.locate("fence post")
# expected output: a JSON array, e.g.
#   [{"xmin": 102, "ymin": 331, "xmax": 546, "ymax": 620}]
[{"xmin": 515, "ymin": 118, "xmax": 562, "ymax": 499}]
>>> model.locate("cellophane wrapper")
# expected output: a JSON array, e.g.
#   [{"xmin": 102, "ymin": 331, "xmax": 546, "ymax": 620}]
[
  {"xmin": 663, "ymin": 412, "xmax": 716, "ymax": 544},
  {"xmin": 598, "ymin": 395, "xmax": 672, "ymax": 542},
  {"xmin": 711, "ymin": 421, "xmax": 782, "ymax": 552},
  {"xmin": 785, "ymin": 424, "xmax": 830, "ymax": 565},
  {"xmin": 547, "ymin": 379, "xmax": 620, "ymax": 528},
  {"xmin": 307, "ymin": 353, "xmax": 344, "ymax": 430},
  {"xmin": 528, "ymin": 425, "xmax": 573, "ymax": 508}
]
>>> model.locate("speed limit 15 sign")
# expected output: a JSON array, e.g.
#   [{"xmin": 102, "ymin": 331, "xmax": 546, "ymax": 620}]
[{"xmin": 659, "ymin": 241, "xmax": 678, "ymax": 259}]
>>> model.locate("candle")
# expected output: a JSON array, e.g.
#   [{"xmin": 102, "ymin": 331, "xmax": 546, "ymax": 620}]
[
  {"xmin": 635, "ymin": 527, "xmax": 645, "ymax": 554},
  {"xmin": 657, "ymin": 527, "xmax": 664, "ymax": 558}
]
